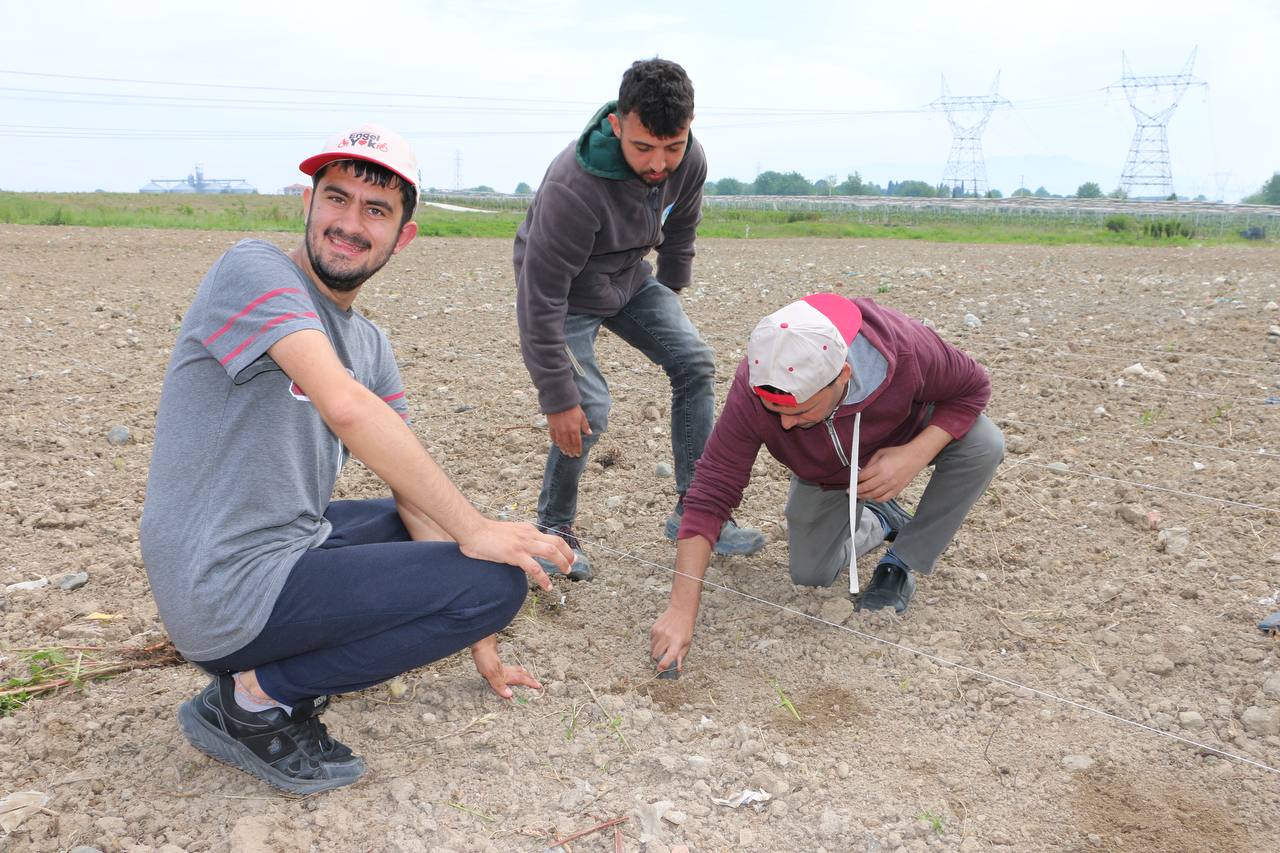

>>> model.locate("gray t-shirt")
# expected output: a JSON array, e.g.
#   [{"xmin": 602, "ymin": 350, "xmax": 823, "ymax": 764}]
[{"xmin": 141, "ymin": 240, "xmax": 408, "ymax": 660}]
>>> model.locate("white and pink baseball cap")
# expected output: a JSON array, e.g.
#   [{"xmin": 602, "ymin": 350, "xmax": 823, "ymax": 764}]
[
  {"xmin": 748, "ymin": 293, "xmax": 862, "ymax": 406},
  {"xmin": 298, "ymin": 123, "xmax": 419, "ymax": 199}
]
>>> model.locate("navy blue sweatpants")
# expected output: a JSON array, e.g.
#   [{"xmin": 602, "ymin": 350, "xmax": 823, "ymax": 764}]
[{"xmin": 191, "ymin": 499, "xmax": 528, "ymax": 705}]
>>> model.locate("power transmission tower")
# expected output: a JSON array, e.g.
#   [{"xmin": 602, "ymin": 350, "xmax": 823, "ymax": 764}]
[
  {"xmin": 930, "ymin": 73, "xmax": 1009, "ymax": 198},
  {"xmin": 1109, "ymin": 49, "xmax": 1205, "ymax": 199},
  {"xmin": 453, "ymin": 150, "xmax": 462, "ymax": 191},
  {"xmin": 1211, "ymin": 171, "xmax": 1233, "ymax": 203}
]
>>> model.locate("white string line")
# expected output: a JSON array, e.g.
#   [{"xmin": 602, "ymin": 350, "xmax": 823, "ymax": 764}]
[
  {"xmin": 474, "ymin": 500, "xmax": 1280, "ymax": 778},
  {"xmin": 1004, "ymin": 459, "xmax": 1280, "ymax": 514},
  {"xmin": 972, "ymin": 339, "xmax": 1280, "ymax": 384},
  {"xmin": 996, "ymin": 416, "xmax": 1280, "ymax": 460},
  {"xmin": 1020, "ymin": 337, "xmax": 1280, "ymax": 368},
  {"xmin": 987, "ymin": 365, "xmax": 1277, "ymax": 404}
]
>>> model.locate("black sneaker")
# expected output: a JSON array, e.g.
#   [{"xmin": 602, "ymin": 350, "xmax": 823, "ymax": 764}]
[
  {"xmin": 856, "ymin": 562, "xmax": 916, "ymax": 614},
  {"xmin": 178, "ymin": 674, "xmax": 365, "ymax": 794},
  {"xmin": 863, "ymin": 498, "xmax": 912, "ymax": 542}
]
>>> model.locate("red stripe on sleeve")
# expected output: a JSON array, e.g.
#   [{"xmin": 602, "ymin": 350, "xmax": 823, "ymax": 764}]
[
  {"xmin": 218, "ymin": 312, "xmax": 319, "ymax": 366},
  {"xmin": 381, "ymin": 391, "xmax": 406, "ymax": 403},
  {"xmin": 203, "ymin": 287, "xmax": 304, "ymax": 347}
]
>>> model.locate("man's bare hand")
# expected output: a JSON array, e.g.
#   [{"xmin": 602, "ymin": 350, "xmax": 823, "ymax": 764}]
[
  {"xmin": 856, "ymin": 425, "xmax": 952, "ymax": 502},
  {"xmin": 471, "ymin": 635, "xmax": 542, "ymax": 700},
  {"xmin": 457, "ymin": 519, "xmax": 573, "ymax": 590},
  {"xmin": 650, "ymin": 604, "xmax": 697, "ymax": 673},
  {"xmin": 855, "ymin": 444, "xmax": 928, "ymax": 502},
  {"xmin": 547, "ymin": 406, "xmax": 592, "ymax": 456}
]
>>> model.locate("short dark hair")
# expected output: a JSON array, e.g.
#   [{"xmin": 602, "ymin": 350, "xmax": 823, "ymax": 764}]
[
  {"xmin": 312, "ymin": 160, "xmax": 417, "ymax": 227},
  {"xmin": 617, "ymin": 58, "xmax": 695, "ymax": 137}
]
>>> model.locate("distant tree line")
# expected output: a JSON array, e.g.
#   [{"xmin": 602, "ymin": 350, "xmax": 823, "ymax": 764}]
[
  {"xmin": 442, "ymin": 172, "xmax": 1280, "ymax": 203},
  {"xmin": 704, "ymin": 171, "xmax": 976, "ymax": 198},
  {"xmin": 703, "ymin": 173, "xmax": 1204, "ymax": 201},
  {"xmin": 1243, "ymin": 174, "xmax": 1280, "ymax": 205}
]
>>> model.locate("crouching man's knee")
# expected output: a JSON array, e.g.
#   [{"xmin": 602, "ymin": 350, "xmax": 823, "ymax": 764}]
[{"xmin": 965, "ymin": 415, "xmax": 1005, "ymax": 474}]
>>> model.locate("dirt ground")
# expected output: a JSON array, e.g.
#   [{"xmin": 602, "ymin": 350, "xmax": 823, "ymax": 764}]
[{"xmin": 2, "ymin": 225, "xmax": 1280, "ymax": 852}]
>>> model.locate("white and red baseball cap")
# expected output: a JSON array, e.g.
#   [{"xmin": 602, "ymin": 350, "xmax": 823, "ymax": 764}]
[
  {"xmin": 748, "ymin": 293, "xmax": 862, "ymax": 406},
  {"xmin": 298, "ymin": 123, "xmax": 419, "ymax": 199}
]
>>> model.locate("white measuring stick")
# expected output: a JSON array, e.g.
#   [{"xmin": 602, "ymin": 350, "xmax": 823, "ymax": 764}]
[{"xmin": 848, "ymin": 411, "xmax": 861, "ymax": 594}]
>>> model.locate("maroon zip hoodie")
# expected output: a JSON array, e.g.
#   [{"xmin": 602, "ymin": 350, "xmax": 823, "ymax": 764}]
[{"xmin": 678, "ymin": 297, "xmax": 991, "ymax": 546}]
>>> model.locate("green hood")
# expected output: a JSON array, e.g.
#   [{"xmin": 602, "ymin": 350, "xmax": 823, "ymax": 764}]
[{"xmin": 575, "ymin": 101, "xmax": 633, "ymax": 180}]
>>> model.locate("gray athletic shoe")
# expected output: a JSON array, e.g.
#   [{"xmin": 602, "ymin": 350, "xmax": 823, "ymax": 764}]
[
  {"xmin": 535, "ymin": 524, "xmax": 592, "ymax": 581},
  {"xmin": 178, "ymin": 675, "xmax": 364, "ymax": 795},
  {"xmin": 663, "ymin": 503, "xmax": 766, "ymax": 556}
]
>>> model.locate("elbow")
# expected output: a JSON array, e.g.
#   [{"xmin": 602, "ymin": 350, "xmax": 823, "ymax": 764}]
[{"xmin": 316, "ymin": 383, "xmax": 369, "ymax": 434}]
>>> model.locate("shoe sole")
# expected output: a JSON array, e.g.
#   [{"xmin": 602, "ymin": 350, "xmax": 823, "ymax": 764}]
[
  {"xmin": 711, "ymin": 538, "xmax": 766, "ymax": 556},
  {"xmin": 178, "ymin": 700, "xmax": 364, "ymax": 795}
]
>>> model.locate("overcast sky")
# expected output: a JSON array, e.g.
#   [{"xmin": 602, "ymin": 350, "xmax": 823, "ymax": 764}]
[{"xmin": 2, "ymin": 1, "xmax": 1276, "ymax": 201}]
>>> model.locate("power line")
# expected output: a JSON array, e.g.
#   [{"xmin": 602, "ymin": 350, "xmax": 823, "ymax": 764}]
[
  {"xmin": 996, "ymin": 416, "xmax": 1280, "ymax": 460},
  {"xmin": 972, "ymin": 338, "xmax": 1280, "ymax": 384}
]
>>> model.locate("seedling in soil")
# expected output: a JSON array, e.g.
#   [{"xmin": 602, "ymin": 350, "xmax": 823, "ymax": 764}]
[
  {"xmin": 773, "ymin": 681, "xmax": 801, "ymax": 721},
  {"xmin": 582, "ymin": 679, "xmax": 630, "ymax": 751},
  {"xmin": 563, "ymin": 702, "xmax": 586, "ymax": 741},
  {"xmin": 441, "ymin": 801, "xmax": 494, "ymax": 823},
  {"xmin": 1138, "ymin": 407, "xmax": 1164, "ymax": 426},
  {"xmin": 915, "ymin": 810, "xmax": 945, "ymax": 835},
  {"xmin": 606, "ymin": 712, "xmax": 628, "ymax": 749}
]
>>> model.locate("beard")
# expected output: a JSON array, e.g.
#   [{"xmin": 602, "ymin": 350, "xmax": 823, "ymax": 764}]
[{"xmin": 304, "ymin": 223, "xmax": 395, "ymax": 293}]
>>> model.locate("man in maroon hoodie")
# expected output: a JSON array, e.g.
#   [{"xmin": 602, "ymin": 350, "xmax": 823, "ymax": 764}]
[{"xmin": 650, "ymin": 293, "xmax": 1003, "ymax": 673}]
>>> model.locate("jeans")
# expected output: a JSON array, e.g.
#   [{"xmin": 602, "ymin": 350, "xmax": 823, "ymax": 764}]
[
  {"xmin": 191, "ymin": 499, "xmax": 527, "ymax": 705},
  {"xmin": 538, "ymin": 278, "xmax": 715, "ymax": 528}
]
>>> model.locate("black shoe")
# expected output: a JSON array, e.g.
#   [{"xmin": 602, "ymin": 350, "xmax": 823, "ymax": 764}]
[
  {"xmin": 863, "ymin": 498, "xmax": 913, "ymax": 542},
  {"xmin": 856, "ymin": 562, "xmax": 916, "ymax": 614},
  {"xmin": 178, "ymin": 675, "xmax": 365, "ymax": 794}
]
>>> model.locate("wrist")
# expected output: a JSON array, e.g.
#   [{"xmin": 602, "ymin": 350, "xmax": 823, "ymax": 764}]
[{"xmin": 667, "ymin": 590, "xmax": 701, "ymax": 616}]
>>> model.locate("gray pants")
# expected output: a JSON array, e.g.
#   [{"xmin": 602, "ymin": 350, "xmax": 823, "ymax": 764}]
[{"xmin": 785, "ymin": 414, "xmax": 1004, "ymax": 587}]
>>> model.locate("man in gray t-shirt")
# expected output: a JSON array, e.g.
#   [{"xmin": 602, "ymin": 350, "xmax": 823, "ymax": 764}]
[{"xmin": 141, "ymin": 124, "xmax": 571, "ymax": 796}]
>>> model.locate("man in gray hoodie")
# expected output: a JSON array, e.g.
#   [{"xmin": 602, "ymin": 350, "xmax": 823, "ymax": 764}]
[{"xmin": 515, "ymin": 58, "xmax": 763, "ymax": 579}]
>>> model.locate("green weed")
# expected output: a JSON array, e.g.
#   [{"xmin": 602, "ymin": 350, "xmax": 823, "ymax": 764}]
[
  {"xmin": 0, "ymin": 641, "xmax": 182, "ymax": 714},
  {"xmin": 0, "ymin": 690, "xmax": 32, "ymax": 716},
  {"xmin": 1104, "ymin": 214, "xmax": 1135, "ymax": 232},
  {"xmin": 915, "ymin": 810, "xmax": 945, "ymax": 835},
  {"xmin": 773, "ymin": 680, "xmax": 801, "ymax": 721}
]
